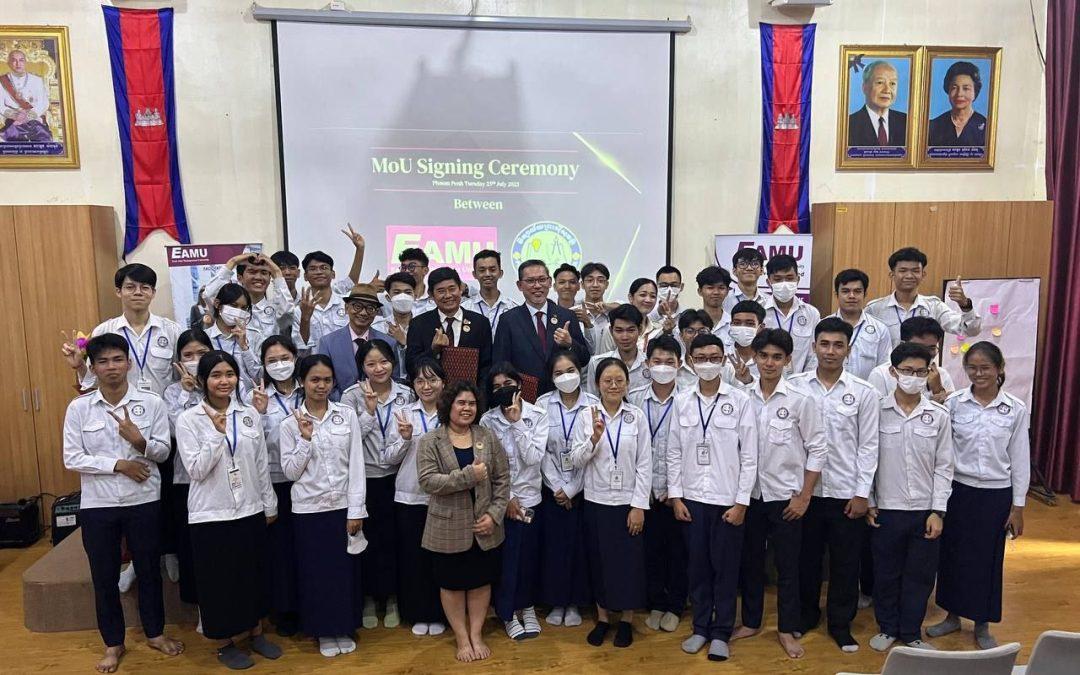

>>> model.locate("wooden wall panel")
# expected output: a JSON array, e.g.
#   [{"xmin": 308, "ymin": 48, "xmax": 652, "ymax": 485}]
[
  {"xmin": 0, "ymin": 208, "xmax": 41, "ymax": 503},
  {"xmin": 947, "ymin": 202, "xmax": 1014, "ymax": 281},
  {"xmin": 1006, "ymin": 201, "xmax": 1054, "ymax": 355},
  {"xmin": 811, "ymin": 202, "xmax": 897, "ymax": 312}
]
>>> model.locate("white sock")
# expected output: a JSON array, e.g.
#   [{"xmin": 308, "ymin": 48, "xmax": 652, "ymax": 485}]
[
  {"xmin": 547, "ymin": 607, "xmax": 565, "ymax": 626},
  {"xmin": 118, "ymin": 563, "xmax": 136, "ymax": 593},
  {"xmin": 564, "ymin": 605, "xmax": 583, "ymax": 627},
  {"xmin": 319, "ymin": 637, "xmax": 341, "ymax": 657},
  {"xmin": 336, "ymin": 635, "xmax": 356, "ymax": 654},
  {"xmin": 163, "ymin": 554, "xmax": 180, "ymax": 583},
  {"xmin": 412, "ymin": 623, "xmax": 429, "ymax": 636},
  {"xmin": 428, "ymin": 622, "xmax": 446, "ymax": 636}
]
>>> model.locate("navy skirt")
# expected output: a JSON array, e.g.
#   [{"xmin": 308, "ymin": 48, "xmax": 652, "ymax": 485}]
[
  {"xmin": 539, "ymin": 487, "xmax": 591, "ymax": 607},
  {"xmin": 293, "ymin": 509, "xmax": 360, "ymax": 637},
  {"xmin": 494, "ymin": 509, "xmax": 541, "ymax": 621},
  {"xmin": 395, "ymin": 502, "xmax": 445, "ymax": 623},
  {"xmin": 936, "ymin": 482, "xmax": 1013, "ymax": 623},
  {"xmin": 189, "ymin": 513, "xmax": 267, "ymax": 640},
  {"xmin": 167, "ymin": 482, "xmax": 197, "ymax": 605},
  {"xmin": 266, "ymin": 482, "xmax": 298, "ymax": 617},
  {"xmin": 361, "ymin": 474, "xmax": 397, "ymax": 600},
  {"xmin": 584, "ymin": 501, "xmax": 646, "ymax": 612}
]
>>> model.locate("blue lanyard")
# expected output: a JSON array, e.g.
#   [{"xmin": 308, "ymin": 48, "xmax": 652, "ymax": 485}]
[
  {"xmin": 772, "ymin": 307, "xmax": 795, "ymax": 333},
  {"xmin": 482, "ymin": 299, "xmax": 503, "ymax": 328},
  {"xmin": 893, "ymin": 305, "xmax": 916, "ymax": 325},
  {"xmin": 851, "ymin": 320, "xmax": 865, "ymax": 345},
  {"xmin": 646, "ymin": 398, "xmax": 673, "ymax": 442},
  {"xmin": 697, "ymin": 396, "xmax": 718, "ymax": 442},
  {"xmin": 603, "ymin": 411, "xmax": 625, "ymax": 462},
  {"xmin": 121, "ymin": 326, "xmax": 153, "ymax": 374},
  {"xmin": 419, "ymin": 409, "xmax": 439, "ymax": 434},
  {"xmin": 223, "ymin": 411, "xmax": 238, "ymax": 458},
  {"xmin": 375, "ymin": 399, "xmax": 394, "ymax": 437},
  {"xmin": 559, "ymin": 403, "xmax": 582, "ymax": 446},
  {"xmin": 214, "ymin": 335, "xmax": 237, "ymax": 359},
  {"xmin": 273, "ymin": 390, "xmax": 300, "ymax": 417}
]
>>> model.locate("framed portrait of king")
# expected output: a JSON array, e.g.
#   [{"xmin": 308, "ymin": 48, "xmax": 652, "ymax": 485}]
[
  {"xmin": 0, "ymin": 25, "xmax": 79, "ymax": 168},
  {"xmin": 916, "ymin": 47, "xmax": 1001, "ymax": 170},
  {"xmin": 836, "ymin": 46, "xmax": 921, "ymax": 170}
]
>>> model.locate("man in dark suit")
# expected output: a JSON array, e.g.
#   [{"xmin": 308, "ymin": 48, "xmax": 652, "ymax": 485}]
[
  {"xmin": 492, "ymin": 259, "xmax": 591, "ymax": 395},
  {"xmin": 847, "ymin": 60, "xmax": 907, "ymax": 147},
  {"xmin": 405, "ymin": 266, "xmax": 493, "ymax": 386},
  {"xmin": 317, "ymin": 283, "xmax": 398, "ymax": 400}
]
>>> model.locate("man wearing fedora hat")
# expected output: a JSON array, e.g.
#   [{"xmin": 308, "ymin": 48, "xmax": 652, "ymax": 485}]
[{"xmin": 318, "ymin": 283, "xmax": 399, "ymax": 400}]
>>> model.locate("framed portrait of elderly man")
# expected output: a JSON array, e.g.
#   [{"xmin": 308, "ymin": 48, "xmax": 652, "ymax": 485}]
[
  {"xmin": 917, "ymin": 47, "xmax": 1001, "ymax": 170},
  {"xmin": 836, "ymin": 46, "xmax": 921, "ymax": 170},
  {"xmin": 0, "ymin": 26, "xmax": 79, "ymax": 168}
]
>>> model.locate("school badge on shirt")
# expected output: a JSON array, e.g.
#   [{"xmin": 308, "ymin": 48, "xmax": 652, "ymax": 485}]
[
  {"xmin": 155, "ymin": 335, "xmax": 169, "ymax": 348},
  {"xmin": 623, "ymin": 411, "xmax": 634, "ymax": 423},
  {"xmin": 130, "ymin": 404, "xmax": 145, "ymax": 417},
  {"xmin": 866, "ymin": 324, "xmax": 877, "ymax": 334},
  {"xmin": 242, "ymin": 415, "xmax": 254, "ymax": 428},
  {"xmin": 997, "ymin": 403, "xmax": 1011, "ymax": 415},
  {"xmin": 721, "ymin": 403, "xmax": 734, "ymax": 415},
  {"xmin": 842, "ymin": 393, "xmax": 856, "ymax": 405},
  {"xmin": 796, "ymin": 315, "xmax": 808, "ymax": 326},
  {"xmin": 776, "ymin": 407, "xmax": 790, "ymax": 419},
  {"xmin": 331, "ymin": 413, "xmax": 345, "ymax": 425},
  {"xmin": 395, "ymin": 394, "xmax": 406, "ymax": 406},
  {"xmin": 920, "ymin": 412, "xmax": 934, "ymax": 425},
  {"xmin": 523, "ymin": 418, "xmax": 534, "ymax": 429}
]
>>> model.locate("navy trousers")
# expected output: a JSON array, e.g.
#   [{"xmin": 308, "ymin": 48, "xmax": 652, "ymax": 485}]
[
  {"xmin": 798, "ymin": 496, "xmax": 865, "ymax": 634},
  {"xmin": 684, "ymin": 500, "xmax": 743, "ymax": 641},
  {"xmin": 738, "ymin": 498, "xmax": 802, "ymax": 633},
  {"xmin": 645, "ymin": 498, "xmax": 689, "ymax": 616},
  {"xmin": 80, "ymin": 501, "xmax": 165, "ymax": 647},
  {"xmin": 494, "ymin": 512, "xmax": 541, "ymax": 621},
  {"xmin": 872, "ymin": 509, "xmax": 940, "ymax": 643}
]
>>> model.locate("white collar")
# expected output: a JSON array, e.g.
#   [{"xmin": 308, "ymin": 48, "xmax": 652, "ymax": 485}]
[
  {"xmin": 865, "ymin": 105, "xmax": 890, "ymax": 125},
  {"xmin": 438, "ymin": 307, "xmax": 465, "ymax": 324}
]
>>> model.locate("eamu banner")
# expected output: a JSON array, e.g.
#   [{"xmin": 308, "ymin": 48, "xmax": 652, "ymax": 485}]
[
  {"xmin": 102, "ymin": 6, "xmax": 191, "ymax": 256},
  {"xmin": 758, "ymin": 23, "xmax": 815, "ymax": 234},
  {"xmin": 166, "ymin": 243, "xmax": 262, "ymax": 326}
]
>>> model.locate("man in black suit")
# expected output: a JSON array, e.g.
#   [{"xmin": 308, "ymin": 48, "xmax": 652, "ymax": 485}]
[
  {"xmin": 847, "ymin": 60, "xmax": 907, "ymax": 147},
  {"xmin": 492, "ymin": 259, "xmax": 591, "ymax": 395},
  {"xmin": 405, "ymin": 266, "xmax": 492, "ymax": 385}
]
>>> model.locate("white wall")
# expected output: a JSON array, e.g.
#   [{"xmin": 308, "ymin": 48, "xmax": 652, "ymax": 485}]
[{"xmin": 1, "ymin": 0, "xmax": 1047, "ymax": 317}]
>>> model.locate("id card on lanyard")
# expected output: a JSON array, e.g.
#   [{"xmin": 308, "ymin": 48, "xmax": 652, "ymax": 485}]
[
  {"xmin": 697, "ymin": 396, "xmax": 718, "ymax": 466},
  {"xmin": 122, "ymin": 326, "xmax": 154, "ymax": 391},
  {"xmin": 604, "ymin": 411, "xmax": 625, "ymax": 491},
  {"xmin": 222, "ymin": 411, "xmax": 243, "ymax": 492},
  {"xmin": 559, "ymin": 403, "xmax": 581, "ymax": 472}
]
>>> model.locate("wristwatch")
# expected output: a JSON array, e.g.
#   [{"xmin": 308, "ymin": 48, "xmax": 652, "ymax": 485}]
[{"xmin": 932, "ymin": 510, "xmax": 946, "ymax": 519}]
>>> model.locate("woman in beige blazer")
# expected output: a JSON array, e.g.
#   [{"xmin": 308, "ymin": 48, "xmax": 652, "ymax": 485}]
[{"xmin": 417, "ymin": 381, "xmax": 510, "ymax": 664}]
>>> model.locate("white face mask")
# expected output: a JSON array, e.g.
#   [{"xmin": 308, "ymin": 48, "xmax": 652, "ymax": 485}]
[
  {"xmin": 649, "ymin": 364, "xmax": 677, "ymax": 385},
  {"xmin": 390, "ymin": 293, "xmax": 414, "ymax": 314},
  {"xmin": 895, "ymin": 373, "xmax": 927, "ymax": 395},
  {"xmin": 658, "ymin": 286, "xmax": 679, "ymax": 304},
  {"xmin": 265, "ymin": 360, "xmax": 295, "ymax": 382},
  {"xmin": 220, "ymin": 304, "xmax": 250, "ymax": 327},
  {"xmin": 182, "ymin": 360, "xmax": 199, "ymax": 377},
  {"xmin": 729, "ymin": 325, "xmax": 757, "ymax": 347},
  {"xmin": 553, "ymin": 372, "xmax": 581, "ymax": 394},
  {"xmin": 771, "ymin": 281, "xmax": 798, "ymax": 303},
  {"xmin": 694, "ymin": 362, "xmax": 723, "ymax": 382}
]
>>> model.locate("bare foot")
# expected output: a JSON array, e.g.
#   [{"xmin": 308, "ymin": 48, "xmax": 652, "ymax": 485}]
[
  {"xmin": 472, "ymin": 638, "xmax": 492, "ymax": 660},
  {"xmin": 779, "ymin": 632, "xmax": 805, "ymax": 659},
  {"xmin": 731, "ymin": 625, "xmax": 762, "ymax": 641},
  {"xmin": 147, "ymin": 635, "xmax": 184, "ymax": 657},
  {"xmin": 455, "ymin": 635, "xmax": 474, "ymax": 663},
  {"xmin": 96, "ymin": 645, "xmax": 125, "ymax": 673}
]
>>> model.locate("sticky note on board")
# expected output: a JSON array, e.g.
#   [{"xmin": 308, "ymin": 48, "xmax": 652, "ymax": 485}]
[
  {"xmin": 950, "ymin": 345, "xmax": 960, "ymax": 355},
  {"xmin": 992, "ymin": 327, "xmax": 1002, "ymax": 337},
  {"xmin": 961, "ymin": 343, "xmax": 971, "ymax": 353},
  {"xmin": 989, "ymin": 304, "xmax": 1000, "ymax": 316}
]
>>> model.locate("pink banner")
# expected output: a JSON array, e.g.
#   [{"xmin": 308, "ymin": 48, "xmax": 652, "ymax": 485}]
[{"xmin": 385, "ymin": 226, "xmax": 498, "ymax": 281}]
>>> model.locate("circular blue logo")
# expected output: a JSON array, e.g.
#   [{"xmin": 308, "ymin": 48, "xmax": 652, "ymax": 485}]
[{"xmin": 510, "ymin": 221, "xmax": 582, "ymax": 271}]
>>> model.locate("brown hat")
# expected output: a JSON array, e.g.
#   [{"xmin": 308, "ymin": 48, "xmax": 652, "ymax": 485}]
[{"xmin": 344, "ymin": 283, "xmax": 382, "ymax": 307}]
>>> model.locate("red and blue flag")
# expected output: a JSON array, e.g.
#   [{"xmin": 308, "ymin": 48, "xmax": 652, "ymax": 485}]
[
  {"xmin": 758, "ymin": 23, "xmax": 815, "ymax": 234},
  {"xmin": 102, "ymin": 6, "xmax": 190, "ymax": 256}
]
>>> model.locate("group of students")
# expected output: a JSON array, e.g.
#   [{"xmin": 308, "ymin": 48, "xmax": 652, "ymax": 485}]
[{"xmin": 59, "ymin": 238, "xmax": 1029, "ymax": 672}]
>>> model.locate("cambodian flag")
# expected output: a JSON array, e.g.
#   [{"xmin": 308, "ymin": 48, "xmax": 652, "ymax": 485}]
[
  {"xmin": 758, "ymin": 23, "xmax": 815, "ymax": 234},
  {"xmin": 102, "ymin": 6, "xmax": 190, "ymax": 256}
]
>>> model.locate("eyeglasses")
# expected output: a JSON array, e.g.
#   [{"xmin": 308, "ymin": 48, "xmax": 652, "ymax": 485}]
[
  {"xmin": 735, "ymin": 261, "xmax": 762, "ymax": 271},
  {"xmin": 122, "ymin": 283, "xmax": 154, "ymax": 293},
  {"xmin": 347, "ymin": 303, "xmax": 378, "ymax": 315},
  {"xmin": 963, "ymin": 365, "xmax": 997, "ymax": 375},
  {"xmin": 896, "ymin": 367, "xmax": 930, "ymax": 377},
  {"xmin": 694, "ymin": 356, "xmax": 726, "ymax": 364},
  {"xmin": 682, "ymin": 328, "xmax": 709, "ymax": 336},
  {"xmin": 400, "ymin": 262, "xmax": 425, "ymax": 272},
  {"xmin": 521, "ymin": 276, "xmax": 551, "ymax": 287}
]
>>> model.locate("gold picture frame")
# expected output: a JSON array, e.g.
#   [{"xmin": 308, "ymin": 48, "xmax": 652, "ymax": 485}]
[
  {"xmin": 836, "ymin": 45, "xmax": 922, "ymax": 171},
  {"xmin": 916, "ymin": 46, "xmax": 1002, "ymax": 170},
  {"xmin": 0, "ymin": 25, "xmax": 79, "ymax": 168}
]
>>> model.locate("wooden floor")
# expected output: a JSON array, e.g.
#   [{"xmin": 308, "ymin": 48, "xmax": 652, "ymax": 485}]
[{"xmin": 2, "ymin": 499, "xmax": 1078, "ymax": 674}]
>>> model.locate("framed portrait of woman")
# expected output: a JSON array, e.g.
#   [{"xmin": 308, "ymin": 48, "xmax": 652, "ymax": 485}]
[
  {"xmin": 836, "ymin": 45, "xmax": 922, "ymax": 170},
  {"xmin": 0, "ymin": 25, "xmax": 79, "ymax": 168},
  {"xmin": 917, "ymin": 47, "xmax": 1001, "ymax": 170}
]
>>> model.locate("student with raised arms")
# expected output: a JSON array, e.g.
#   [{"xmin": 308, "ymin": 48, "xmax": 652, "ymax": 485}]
[
  {"xmin": 666, "ymin": 332, "xmax": 758, "ymax": 663},
  {"xmin": 535, "ymin": 349, "xmax": 597, "ymax": 629},
  {"xmin": 570, "ymin": 358, "xmax": 652, "ymax": 649},
  {"xmin": 203, "ymin": 253, "xmax": 291, "ymax": 338},
  {"xmin": 293, "ymin": 251, "xmax": 350, "ymax": 352}
]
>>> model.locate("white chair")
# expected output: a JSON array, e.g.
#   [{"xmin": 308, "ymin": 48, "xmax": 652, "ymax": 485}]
[
  {"xmin": 1013, "ymin": 630, "xmax": 1080, "ymax": 675},
  {"xmin": 836, "ymin": 642, "xmax": 1021, "ymax": 675}
]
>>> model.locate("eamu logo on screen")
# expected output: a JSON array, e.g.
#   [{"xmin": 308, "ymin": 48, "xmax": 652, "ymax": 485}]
[{"xmin": 386, "ymin": 226, "xmax": 498, "ymax": 282}]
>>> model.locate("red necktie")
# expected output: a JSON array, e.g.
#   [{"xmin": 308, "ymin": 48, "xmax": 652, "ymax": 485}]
[
  {"xmin": 535, "ymin": 311, "xmax": 547, "ymax": 353},
  {"xmin": 877, "ymin": 117, "xmax": 888, "ymax": 146},
  {"xmin": 444, "ymin": 317, "xmax": 455, "ymax": 346}
]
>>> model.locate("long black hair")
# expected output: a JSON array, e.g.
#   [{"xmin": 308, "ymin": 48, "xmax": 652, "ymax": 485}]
[
  {"xmin": 259, "ymin": 334, "xmax": 299, "ymax": 387},
  {"xmin": 196, "ymin": 350, "xmax": 240, "ymax": 401}
]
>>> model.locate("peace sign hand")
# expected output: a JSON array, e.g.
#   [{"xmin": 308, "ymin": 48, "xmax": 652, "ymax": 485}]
[
  {"xmin": 230, "ymin": 324, "xmax": 249, "ymax": 351},
  {"xmin": 204, "ymin": 404, "xmax": 228, "ymax": 435},
  {"xmin": 60, "ymin": 329, "xmax": 83, "ymax": 370},
  {"xmin": 368, "ymin": 270, "xmax": 384, "ymax": 294},
  {"xmin": 505, "ymin": 391, "xmax": 523, "ymax": 423},
  {"xmin": 590, "ymin": 406, "xmax": 606, "ymax": 445},
  {"xmin": 108, "ymin": 406, "xmax": 147, "ymax": 452},
  {"xmin": 341, "ymin": 222, "xmax": 365, "ymax": 249},
  {"xmin": 728, "ymin": 353, "xmax": 752, "ymax": 384},
  {"xmin": 293, "ymin": 409, "xmax": 313, "ymax": 441},
  {"xmin": 395, "ymin": 411, "xmax": 413, "ymax": 440},
  {"xmin": 361, "ymin": 380, "xmax": 379, "ymax": 415},
  {"xmin": 252, "ymin": 380, "xmax": 268, "ymax": 414},
  {"xmin": 387, "ymin": 322, "xmax": 407, "ymax": 345},
  {"xmin": 299, "ymin": 287, "xmax": 317, "ymax": 319},
  {"xmin": 174, "ymin": 362, "xmax": 197, "ymax": 392},
  {"xmin": 553, "ymin": 321, "xmax": 572, "ymax": 347}
]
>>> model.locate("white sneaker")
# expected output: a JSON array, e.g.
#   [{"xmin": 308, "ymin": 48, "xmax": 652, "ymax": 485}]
[
  {"xmin": 336, "ymin": 635, "xmax": 356, "ymax": 654},
  {"xmin": 428, "ymin": 622, "xmax": 446, "ymax": 636},
  {"xmin": 905, "ymin": 639, "xmax": 937, "ymax": 650},
  {"xmin": 546, "ymin": 607, "xmax": 565, "ymax": 626},
  {"xmin": 412, "ymin": 623, "xmax": 429, "ymax": 636},
  {"xmin": 869, "ymin": 633, "xmax": 896, "ymax": 652},
  {"xmin": 118, "ymin": 563, "xmax": 136, "ymax": 593},
  {"xmin": 319, "ymin": 637, "xmax": 341, "ymax": 657},
  {"xmin": 563, "ymin": 605, "xmax": 582, "ymax": 627}
]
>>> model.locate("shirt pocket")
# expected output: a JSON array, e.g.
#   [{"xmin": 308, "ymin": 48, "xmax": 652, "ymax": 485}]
[
  {"xmin": 768, "ymin": 419, "xmax": 792, "ymax": 446},
  {"xmin": 912, "ymin": 425, "xmax": 939, "ymax": 452},
  {"xmin": 81, "ymin": 420, "xmax": 111, "ymax": 452},
  {"xmin": 148, "ymin": 344, "xmax": 173, "ymax": 376},
  {"xmin": 988, "ymin": 413, "xmax": 1014, "ymax": 440}
]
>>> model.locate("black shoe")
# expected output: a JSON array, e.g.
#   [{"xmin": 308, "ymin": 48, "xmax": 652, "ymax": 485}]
[
  {"xmin": 274, "ymin": 612, "xmax": 299, "ymax": 637},
  {"xmin": 586, "ymin": 621, "xmax": 610, "ymax": 647},
  {"xmin": 613, "ymin": 621, "xmax": 634, "ymax": 648},
  {"xmin": 217, "ymin": 643, "xmax": 254, "ymax": 670}
]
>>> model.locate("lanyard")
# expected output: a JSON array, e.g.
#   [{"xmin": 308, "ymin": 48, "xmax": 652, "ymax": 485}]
[
  {"xmin": 482, "ymin": 299, "xmax": 503, "ymax": 328},
  {"xmin": 893, "ymin": 305, "xmax": 917, "ymax": 325},
  {"xmin": 214, "ymin": 335, "xmax": 237, "ymax": 359},
  {"xmin": 273, "ymin": 390, "xmax": 300, "ymax": 417},
  {"xmin": 772, "ymin": 307, "xmax": 795, "ymax": 334},
  {"xmin": 419, "ymin": 409, "xmax": 439, "ymax": 434},
  {"xmin": 697, "ymin": 395, "xmax": 718, "ymax": 441},
  {"xmin": 223, "ymin": 411, "xmax": 238, "ymax": 458},
  {"xmin": 851, "ymin": 320, "xmax": 865, "ymax": 345},
  {"xmin": 375, "ymin": 399, "xmax": 394, "ymax": 437},
  {"xmin": 646, "ymin": 398, "xmax": 673, "ymax": 442},
  {"xmin": 121, "ymin": 326, "xmax": 153, "ymax": 374},
  {"xmin": 559, "ymin": 403, "xmax": 582, "ymax": 446},
  {"xmin": 603, "ymin": 410, "xmax": 624, "ymax": 462}
]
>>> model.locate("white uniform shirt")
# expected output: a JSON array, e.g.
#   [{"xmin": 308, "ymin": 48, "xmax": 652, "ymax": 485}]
[
  {"xmin": 203, "ymin": 267, "xmax": 293, "ymax": 338},
  {"xmin": 480, "ymin": 401, "xmax": 549, "ymax": 509},
  {"xmin": 536, "ymin": 390, "xmax": 599, "ymax": 499},
  {"xmin": 665, "ymin": 383, "xmax": 758, "ymax": 506},
  {"xmin": 946, "ymin": 388, "xmax": 1030, "ymax": 507},
  {"xmin": 586, "ymin": 349, "xmax": 650, "ymax": 396},
  {"xmin": 382, "ymin": 401, "xmax": 440, "ymax": 505},
  {"xmin": 259, "ymin": 385, "xmax": 303, "ymax": 484},
  {"xmin": 747, "ymin": 379, "xmax": 829, "ymax": 502},
  {"xmin": 162, "ymin": 382, "xmax": 206, "ymax": 484},
  {"xmin": 464, "ymin": 293, "xmax": 518, "ymax": 337},
  {"xmin": 62, "ymin": 388, "xmax": 171, "ymax": 509},
  {"xmin": 723, "ymin": 287, "xmax": 768, "ymax": 314},
  {"xmin": 205, "ymin": 324, "xmax": 264, "ymax": 389},
  {"xmin": 279, "ymin": 401, "xmax": 368, "ymax": 518},
  {"xmin": 380, "ymin": 291, "xmax": 435, "ymax": 319},
  {"xmin": 820, "ymin": 311, "xmax": 891, "ymax": 380},
  {"xmin": 710, "ymin": 313, "xmax": 735, "ymax": 352},
  {"xmin": 175, "ymin": 401, "xmax": 277, "ymax": 523},
  {"xmin": 865, "ymin": 292, "xmax": 982, "ymax": 347},
  {"xmin": 874, "ymin": 396, "xmax": 954, "ymax": 512},
  {"xmin": 868, "ymin": 361, "xmax": 955, "ymax": 399},
  {"xmin": 341, "ymin": 381, "xmax": 416, "ymax": 478},
  {"xmin": 789, "ymin": 370, "xmax": 880, "ymax": 499},
  {"xmin": 628, "ymin": 383, "xmax": 680, "ymax": 500},
  {"xmin": 291, "ymin": 292, "xmax": 349, "ymax": 351},
  {"xmin": 83, "ymin": 314, "xmax": 183, "ymax": 397},
  {"xmin": 569, "ymin": 401, "xmax": 652, "ymax": 509},
  {"xmin": 762, "ymin": 296, "xmax": 820, "ymax": 374}
]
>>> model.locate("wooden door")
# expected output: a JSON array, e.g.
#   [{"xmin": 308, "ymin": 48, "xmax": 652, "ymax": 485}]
[{"xmin": 0, "ymin": 207, "xmax": 41, "ymax": 502}]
